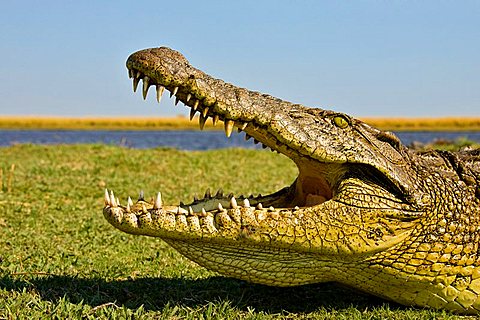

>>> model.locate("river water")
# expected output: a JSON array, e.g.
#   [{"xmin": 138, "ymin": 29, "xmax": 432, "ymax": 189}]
[{"xmin": 0, "ymin": 130, "xmax": 479, "ymax": 150}]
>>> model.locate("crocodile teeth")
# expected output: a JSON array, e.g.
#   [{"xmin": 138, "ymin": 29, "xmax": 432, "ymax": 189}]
[
  {"xmin": 204, "ymin": 188, "xmax": 211, "ymax": 199},
  {"xmin": 126, "ymin": 201, "xmax": 131, "ymax": 213},
  {"xmin": 133, "ymin": 77, "xmax": 140, "ymax": 92},
  {"xmin": 193, "ymin": 100, "xmax": 199, "ymax": 110},
  {"xmin": 230, "ymin": 196, "xmax": 238, "ymax": 209},
  {"xmin": 127, "ymin": 196, "xmax": 134, "ymax": 207},
  {"xmin": 186, "ymin": 93, "xmax": 192, "ymax": 102},
  {"xmin": 138, "ymin": 190, "xmax": 145, "ymax": 201},
  {"xmin": 202, "ymin": 107, "xmax": 209, "ymax": 117},
  {"xmin": 190, "ymin": 108, "xmax": 197, "ymax": 121},
  {"xmin": 128, "ymin": 69, "xmax": 134, "ymax": 78},
  {"xmin": 110, "ymin": 191, "xmax": 117, "ymax": 207},
  {"xmin": 240, "ymin": 122, "xmax": 248, "ymax": 130},
  {"xmin": 153, "ymin": 192, "xmax": 162, "ymax": 209},
  {"xmin": 201, "ymin": 208, "xmax": 207, "ymax": 216},
  {"xmin": 156, "ymin": 85, "xmax": 165, "ymax": 103},
  {"xmin": 256, "ymin": 203, "xmax": 263, "ymax": 210},
  {"xmin": 142, "ymin": 77, "xmax": 150, "ymax": 100},
  {"xmin": 199, "ymin": 115, "xmax": 207, "ymax": 130},
  {"xmin": 177, "ymin": 206, "xmax": 188, "ymax": 214},
  {"xmin": 104, "ymin": 189, "xmax": 110, "ymax": 205},
  {"xmin": 243, "ymin": 198, "xmax": 250, "ymax": 208},
  {"xmin": 224, "ymin": 120, "xmax": 234, "ymax": 138},
  {"xmin": 218, "ymin": 203, "xmax": 224, "ymax": 211},
  {"xmin": 170, "ymin": 86, "xmax": 178, "ymax": 98},
  {"xmin": 188, "ymin": 206, "xmax": 194, "ymax": 215},
  {"xmin": 212, "ymin": 114, "xmax": 219, "ymax": 126}
]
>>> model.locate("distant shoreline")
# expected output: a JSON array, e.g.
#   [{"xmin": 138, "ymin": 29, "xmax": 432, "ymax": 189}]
[{"xmin": 0, "ymin": 116, "xmax": 479, "ymax": 131}]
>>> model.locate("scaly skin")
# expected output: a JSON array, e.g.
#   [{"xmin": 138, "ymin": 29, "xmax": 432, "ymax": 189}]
[{"xmin": 103, "ymin": 47, "xmax": 480, "ymax": 313}]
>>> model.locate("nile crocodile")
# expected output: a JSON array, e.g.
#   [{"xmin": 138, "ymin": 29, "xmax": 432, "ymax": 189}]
[{"xmin": 103, "ymin": 47, "xmax": 480, "ymax": 314}]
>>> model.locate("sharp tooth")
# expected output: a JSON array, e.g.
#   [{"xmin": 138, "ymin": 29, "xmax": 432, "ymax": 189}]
[
  {"xmin": 127, "ymin": 197, "xmax": 133, "ymax": 206},
  {"xmin": 170, "ymin": 86, "xmax": 178, "ymax": 97},
  {"xmin": 224, "ymin": 120, "xmax": 234, "ymax": 138},
  {"xmin": 154, "ymin": 192, "xmax": 162, "ymax": 209},
  {"xmin": 204, "ymin": 188, "xmax": 211, "ymax": 198},
  {"xmin": 188, "ymin": 206, "xmax": 194, "ymax": 215},
  {"xmin": 104, "ymin": 189, "xmax": 110, "ymax": 205},
  {"xmin": 256, "ymin": 203, "xmax": 263, "ymax": 210},
  {"xmin": 202, "ymin": 107, "xmax": 209, "ymax": 117},
  {"xmin": 177, "ymin": 206, "xmax": 188, "ymax": 214},
  {"xmin": 142, "ymin": 76, "xmax": 150, "ymax": 100},
  {"xmin": 230, "ymin": 197, "xmax": 238, "ymax": 209},
  {"xmin": 116, "ymin": 197, "xmax": 120, "ymax": 206},
  {"xmin": 243, "ymin": 199, "xmax": 250, "ymax": 208},
  {"xmin": 215, "ymin": 188, "xmax": 223, "ymax": 197},
  {"xmin": 128, "ymin": 69, "xmax": 134, "ymax": 78},
  {"xmin": 199, "ymin": 114, "xmax": 207, "ymax": 130},
  {"xmin": 110, "ymin": 191, "xmax": 117, "ymax": 207},
  {"xmin": 212, "ymin": 114, "xmax": 219, "ymax": 126},
  {"xmin": 268, "ymin": 206, "xmax": 275, "ymax": 212},
  {"xmin": 135, "ymin": 71, "xmax": 142, "ymax": 79},
  {"xmin": 190, "ymin": 108, "xmax": 197, "ymax": 121},
  {"xmin": 240, "ymin": 122, "xmax": 248, "ymax": 130},
  {"xmin": 156, "ymin": 85, "xmax": 165, "ymax": 103},
  {"xmin": 193, "ymin": 100, "xmax": 199, "ymax": 110},
  {"xmin": 142, "ymin": 204, "xmax": 148, "ymax": 213},
  {"xmin": 126, "ymin": 202, "xmax": 131, "ymax": 212},
  {"xmin": 218, "ymin": 203, "xmax": 224, "ymax": 211},
  {"xmin": 138, "ymin": 190, "xmax": 144, "ymax": 201},
  {"xmin": 175, "ymin": 96, "xmax": 180, "ymax": 106},
  {"xmin": 201, "ymin": 208, "xmax": 207, "ymax": 216},
  {"xmin": 133, "ymin": 77, "xmax": 140, "ymax": 92},
  {"xmin": 186, "ymin": 93, "xmax": 191, "ymax": 102}
]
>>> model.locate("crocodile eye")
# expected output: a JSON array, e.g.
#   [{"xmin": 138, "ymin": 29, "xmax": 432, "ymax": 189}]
[{"xmin": 333, "ymin": 115, "xmax": 349, "ymax": 129}]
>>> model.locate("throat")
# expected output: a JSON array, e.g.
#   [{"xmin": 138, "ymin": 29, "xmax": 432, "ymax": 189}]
[
  {"xmin": 292, "ymin": 175, "xmax": 332, "ymax": 207},
  {"xmin": 290, "ymin": 161, "xmax": 346, "ymax": 207}
]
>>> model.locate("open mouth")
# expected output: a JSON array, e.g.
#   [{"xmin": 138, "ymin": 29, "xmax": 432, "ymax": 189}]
[
  {"xmin": 103, "ymin": 61, "xmax": 348, "ymax": 221},
  {"xmin": 103, "ymin": 47, "xmax": 412, "ymax": 235}
]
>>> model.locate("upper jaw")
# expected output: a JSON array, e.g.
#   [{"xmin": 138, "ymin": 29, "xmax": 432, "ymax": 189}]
[{"xmin": 125, "ymin": 48, "xmax": 328, "ymax": 163}]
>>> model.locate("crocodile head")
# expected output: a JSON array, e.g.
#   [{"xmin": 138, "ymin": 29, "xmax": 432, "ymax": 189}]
[{"xmin": 104, "ymin": 47, "xmax": 425, "ymax": 286}]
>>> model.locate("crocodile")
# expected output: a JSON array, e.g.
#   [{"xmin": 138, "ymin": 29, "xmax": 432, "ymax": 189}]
[{"xmin": 103, "ymin": 47, "xmax": 480, "ymax": 314}]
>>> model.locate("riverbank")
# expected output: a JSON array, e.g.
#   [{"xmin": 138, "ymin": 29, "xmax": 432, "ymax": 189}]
[{"xmin": 1, "ymin": 116, "xmax": 479, "ymax": 131}]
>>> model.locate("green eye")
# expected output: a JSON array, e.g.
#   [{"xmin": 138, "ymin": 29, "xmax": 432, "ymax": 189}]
[{"xmin": 333, "ymin": 116, "xmax": 349, "ymax": 129}]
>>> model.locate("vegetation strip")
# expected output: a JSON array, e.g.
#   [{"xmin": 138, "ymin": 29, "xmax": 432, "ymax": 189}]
[{"xmin": 0, "ymin": 116, "xmax": 479, "ymax": 131}]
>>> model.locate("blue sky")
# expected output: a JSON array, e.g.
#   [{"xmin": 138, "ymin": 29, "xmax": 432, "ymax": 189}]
[{"xmin": 0, "ymin": 1, "xmax": 478, "ymax": 117}]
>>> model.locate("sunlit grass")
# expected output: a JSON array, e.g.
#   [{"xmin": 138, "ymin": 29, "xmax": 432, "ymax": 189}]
[
  {"xmin": 1, "ymin": 116, "xmax": 479, "ymax": 131},
  {"xmin": 0, "ymin": 143, "xmax": 474, "ymax": 318}
]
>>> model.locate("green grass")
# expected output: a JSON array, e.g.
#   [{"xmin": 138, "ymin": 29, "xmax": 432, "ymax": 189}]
[{"xmin": 0, "ymin": 144, "xmax": 473, "ymax": 319}]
